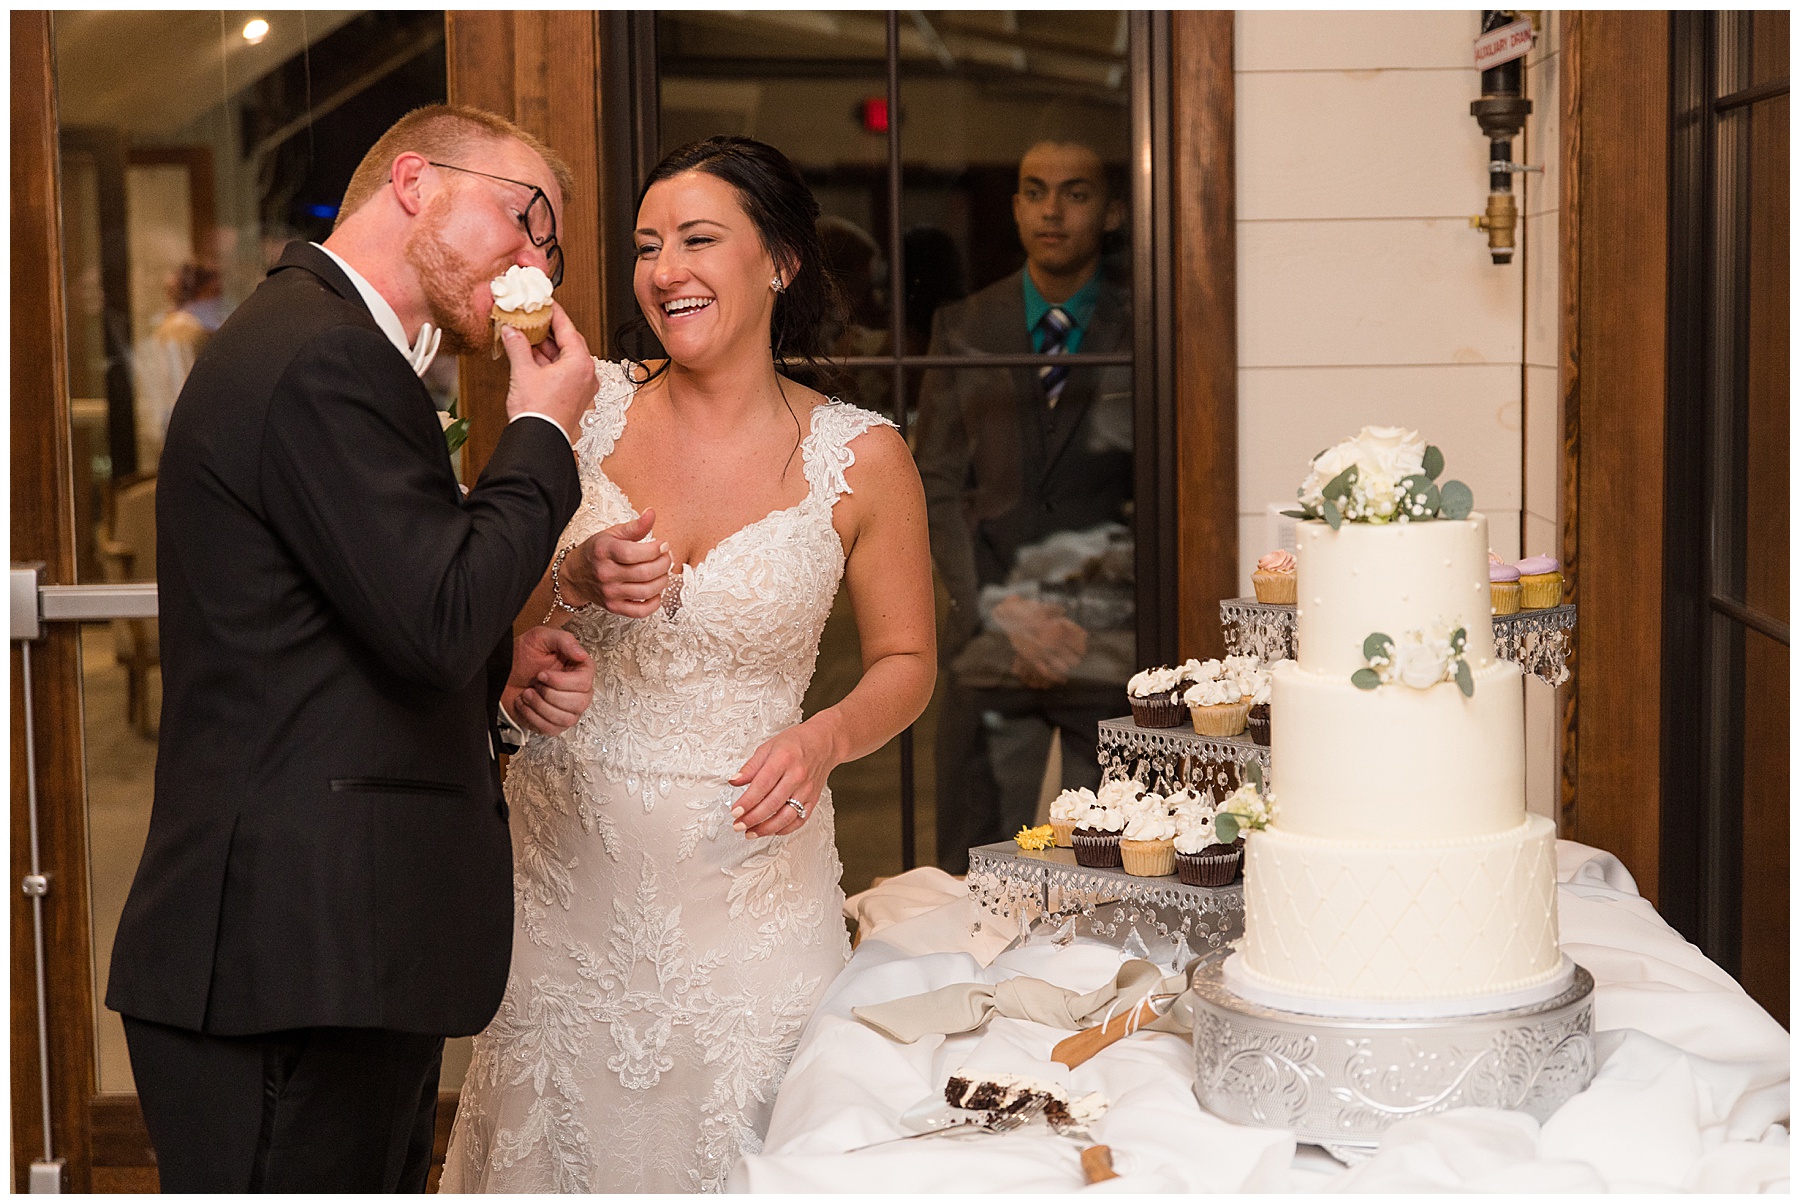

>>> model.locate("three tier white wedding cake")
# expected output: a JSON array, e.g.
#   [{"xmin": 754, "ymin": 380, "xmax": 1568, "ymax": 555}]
[{"xmin": 1226, "ymin": 428, "xmax": 1567, "ymax": 1016}]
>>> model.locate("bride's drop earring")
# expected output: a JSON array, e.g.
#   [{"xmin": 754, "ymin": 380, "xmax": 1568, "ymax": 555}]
[{"xmin": 771, "ymin": 275, "xmax": 785, "ymax": 294}]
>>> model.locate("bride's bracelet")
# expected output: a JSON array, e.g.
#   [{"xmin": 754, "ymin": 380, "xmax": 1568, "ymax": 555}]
[{"xmin": 547, "ymin": 545, "xmax": 598, "ymax": 623}]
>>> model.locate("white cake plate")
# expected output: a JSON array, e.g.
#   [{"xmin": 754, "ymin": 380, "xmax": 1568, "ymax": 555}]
[{"xmin": 1189, "ymin": 950, "xmax": 1596, "ymax": 1164}]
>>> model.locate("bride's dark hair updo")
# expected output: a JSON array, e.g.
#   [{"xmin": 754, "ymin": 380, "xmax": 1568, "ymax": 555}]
[{"xmin": 618, "ymin": 136, "xmax": 843, "ymax": 374}]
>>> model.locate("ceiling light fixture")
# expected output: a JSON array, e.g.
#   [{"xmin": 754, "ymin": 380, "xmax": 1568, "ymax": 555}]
[{"xmin": 242, "ymin": 18, "xmax": 270, "ymax": 45}]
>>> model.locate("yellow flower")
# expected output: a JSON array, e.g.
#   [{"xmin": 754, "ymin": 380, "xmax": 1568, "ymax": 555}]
[{"xmin": 1013, "ymin": 824, "xmax": 1056, "ymax": 851}]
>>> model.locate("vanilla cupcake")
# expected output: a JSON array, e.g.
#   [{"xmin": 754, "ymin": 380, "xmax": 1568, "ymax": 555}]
[
  {"xmin": 1252, "ymin": 548, "xmax": 1297, "ymax": 604},
  {"xmin": 1126, "ymin": 665, "xmax": 1187, "ymax": 728},
  {"xmin": 1119, "ymin": 810, "xmax": 1178, "ymax": 877},
  {"xmin": 1515, "ymin": 554, "xmax": 1563, "ymax": 609},
  {"xmin": 1048, "ymin": 787, "xmax": 1095, "ymax": 848},
  {"xmin": 1071, "ymin": 804, "xmax": 1127, "ymax": 868},
  {"xmin": 1185, "ymin": 674, "xmax": 1250, "ymax": 738},
  {"xmin": 489, "ymin": 264, "xmax": 554, "ymax": 353},
  {"xmin": 1490, "ymin": 557, "xmax": 1522, "ymax": 616}
]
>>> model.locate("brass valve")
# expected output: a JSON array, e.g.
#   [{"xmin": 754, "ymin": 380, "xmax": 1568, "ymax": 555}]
[{"xmin": 1470, "ymin": 192, "xmax": 1519, "ymax": 263}]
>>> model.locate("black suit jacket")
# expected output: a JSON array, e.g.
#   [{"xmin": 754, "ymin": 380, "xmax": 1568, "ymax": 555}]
[
  {"xmin": 913, "ymin": 269, "xmax": 1135, "ymax": 673},
  {"xmin": 106, "ymin": 242, "xmax": 580, "ymax": 1037}
]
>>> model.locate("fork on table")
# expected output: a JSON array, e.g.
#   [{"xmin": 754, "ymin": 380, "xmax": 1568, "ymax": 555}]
[{"xmin": 844, "ymin": 1099, "xmax": 1047, "ymax": 1153}]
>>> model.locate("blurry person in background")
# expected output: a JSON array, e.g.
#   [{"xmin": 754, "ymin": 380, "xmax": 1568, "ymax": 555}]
[
  {"xmin": 914, "ymin": 130, "xmax": 1133, "ymax": 872},
  {"xmin": 902, "ymin": 225, "xmax": 966, "ymax": 356},
  {"xmin": 132, "ymin": 261, "xmax": 224, "ymax": 468}
]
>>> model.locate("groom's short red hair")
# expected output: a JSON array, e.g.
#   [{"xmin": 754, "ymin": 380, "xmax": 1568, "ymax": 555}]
[{"xmin": 335, "ymin": 104, "xmax": 574, "ymax": 228}]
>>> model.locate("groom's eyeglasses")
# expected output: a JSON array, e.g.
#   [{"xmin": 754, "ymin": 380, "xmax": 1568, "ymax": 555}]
[{"xmin": 426, "ymin": 161, "xmax": 564, "ymax": 288}]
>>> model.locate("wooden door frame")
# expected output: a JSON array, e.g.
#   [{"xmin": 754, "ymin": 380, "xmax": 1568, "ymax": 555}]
[
  {"xmin": 12, "ymin": 10, "xmax": 102, "ymax": 1192},
  {"xmin": 1558, "ymin": 12, "xmax": 1671, "ymax": 902}
]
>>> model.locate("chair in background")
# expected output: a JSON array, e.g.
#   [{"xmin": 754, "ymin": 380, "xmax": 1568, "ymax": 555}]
[{"xmin": 97, "ymin": 471, "xmax": 158, "ymax": 738}]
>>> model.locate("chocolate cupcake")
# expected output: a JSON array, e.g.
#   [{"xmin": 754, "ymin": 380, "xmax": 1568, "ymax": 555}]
[
  {"xmin": 1175, "ymin": 838, "xmax": 1244, "ymax": 887},
  {"xmin": 1126, "ymin": 666, "xmax": 1188, "ymax": 728},
  {"xmin": 1070, "ymin": 827, "xmax": 1124, "ymax": 868},
  {"xmin": 1247, "ymin": 703, "xmax": 1271, "ymax": 747}
]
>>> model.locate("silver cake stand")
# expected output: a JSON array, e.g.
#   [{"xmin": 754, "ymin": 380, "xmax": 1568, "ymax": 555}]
[
  {"xmin": 1218, "ymin": 598, "xmax": 1578, "ymax": 686},
  {"xmin": 1188, "ymin": 951, "xmax": 1597, "ymax": 1163}
]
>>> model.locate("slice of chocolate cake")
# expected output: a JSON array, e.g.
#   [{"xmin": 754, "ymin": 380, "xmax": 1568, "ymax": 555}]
[{"xmin": 944, "ymin": 1071, "xmax": 1107, "ymax": 1135}]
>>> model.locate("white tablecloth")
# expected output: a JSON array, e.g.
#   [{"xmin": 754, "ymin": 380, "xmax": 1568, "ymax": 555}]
[{"xmin": 728, "ymin": 842, "xmax": 1789, "ymax": 1192}]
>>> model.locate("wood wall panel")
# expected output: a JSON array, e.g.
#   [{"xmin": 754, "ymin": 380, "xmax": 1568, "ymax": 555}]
[
  {"xmin": 1564, "ymin": 12, "xmax": 1669, "ymax": 901},
  {"xmin": 1170, "ymin": 11, "xmax": 1238, "ymax": 661},
  {"xmin": 11, "ymin": 11, "xmax": 100, "ymax": 1191},
  {"xmin": 446, "ymin": 11, "xmax": 609, "ymax": 483}
]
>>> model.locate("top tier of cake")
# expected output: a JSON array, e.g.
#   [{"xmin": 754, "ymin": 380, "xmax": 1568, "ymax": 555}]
[{"xmin": 1294, "ymin": 516, "xmax": 1497, "ymax": 678}]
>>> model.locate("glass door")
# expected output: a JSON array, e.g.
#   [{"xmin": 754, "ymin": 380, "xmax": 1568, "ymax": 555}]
[{"xmin": 13, "ymin": 13, "xmax": 450, "ymax": 1188}]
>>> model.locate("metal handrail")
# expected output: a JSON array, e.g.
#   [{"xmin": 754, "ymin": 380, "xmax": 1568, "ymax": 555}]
[{"xmin": 37, "ymin": 582, "xmax": 158, "ymax": 621}]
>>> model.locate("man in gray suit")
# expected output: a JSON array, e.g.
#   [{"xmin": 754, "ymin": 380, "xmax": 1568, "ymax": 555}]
[{"xmin": 915, "ymin": 135, "xmax": 1135, "ymax": 871}]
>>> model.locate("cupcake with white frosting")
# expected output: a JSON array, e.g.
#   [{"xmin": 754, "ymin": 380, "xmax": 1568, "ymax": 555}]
[
  {"xmin": 1126, "ymin": 665, "xmax": 1188, "ymax": 728},
  {"xmin": 1184, "ymin": 673, "xmax": 1251, "ymax": 737},
  {"xmin": 1071, "ymin": 799, "xmax": 1128, "ymax": 868},
  {"xmin": 1048, "ymin": 787, "xmax": 1096, "ymax": 848},
  {"xmin": 1173, "ymin": 809, "xmax": 1241, "ymax": 887},
  {"xmin": 1119, "ymin": 809, "xmax": 1178, "ymax": 877}
]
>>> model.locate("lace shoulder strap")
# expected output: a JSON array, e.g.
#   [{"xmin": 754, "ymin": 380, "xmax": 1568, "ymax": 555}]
[
  {"xmin": 574, "ymin": 358, "xmax": 640, "ymax": 462},
  {"xmin": 802, "ymin": 400, "xmax": 897, "ymax": 508}
]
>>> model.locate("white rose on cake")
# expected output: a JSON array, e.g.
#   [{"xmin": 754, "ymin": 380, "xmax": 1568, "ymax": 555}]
[{"xmin": 1296, "ymin": 425, "xmax": 1429, "ymax": 522}]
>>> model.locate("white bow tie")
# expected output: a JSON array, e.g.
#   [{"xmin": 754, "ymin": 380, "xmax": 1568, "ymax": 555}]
[{"xmin": 407, "ymin": 322, "xmax": 442, "ymax": 377}]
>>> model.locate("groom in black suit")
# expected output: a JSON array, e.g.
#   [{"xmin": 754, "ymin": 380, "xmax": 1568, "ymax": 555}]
[{"xmin": 106, "ymin": 105, "xmax": 596, "ymax": 1192}]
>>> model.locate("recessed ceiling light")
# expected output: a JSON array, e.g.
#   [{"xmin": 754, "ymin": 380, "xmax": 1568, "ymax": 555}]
[{"xmin": 242, "ymin": 18, "xmax": 269, "ymax": 45}]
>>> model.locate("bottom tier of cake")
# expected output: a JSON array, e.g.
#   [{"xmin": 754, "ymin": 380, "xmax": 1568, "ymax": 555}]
[{"xmin": 1237, "ymin": 813, "xmax": 1560, "ymax": 1005}]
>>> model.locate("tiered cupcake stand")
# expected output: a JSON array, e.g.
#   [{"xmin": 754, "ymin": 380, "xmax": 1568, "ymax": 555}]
[{"xmin": 967, "ymin": 598, "xmax": 1590, "ymax": 1162}]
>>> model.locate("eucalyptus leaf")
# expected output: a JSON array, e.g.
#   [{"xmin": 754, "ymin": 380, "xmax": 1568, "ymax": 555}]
[
  {"xmin": 1321, "ymin": 463, "xmax": 1359, "ymax": 502},
  {"xmin": 1398, "ymin": 474, "xmax": 1441, "ymax": 519},
  {"xmin": 1214, "ymin": 813, "xmax": 1241, "ymax": 844},
  {"xmin": 1240, "ymin": 759, "xmax": 1263, "ymax": 790},
  {"xmin": 1439, "ymin": 479, "xmax": 1474, "ymax": 520},
  {"xmin": 1321, "ymin": 497, "xmax": 1343, "ymax": 530},
  {"xmin": 1280, "ymin": 508, "xmax": 1311, "ymax": 520},
  {"xmin": 1422, "ymin": 444, "xmax": 1445, "ymax": 480},
  {"xmin": 1362, "ymin": 632, "xmax": 1393, "ymax": 661},
  {"xmin": 1451, "ymin": 626, "xmax": 1466, "ymax": 650},
  {"xmin": 1455, "ymin": 659, "xmax": 1474, "ymax": 697},
  {"xmin": 1351, "ymin": 667, "xmax": 1382, "ymax": 690}
]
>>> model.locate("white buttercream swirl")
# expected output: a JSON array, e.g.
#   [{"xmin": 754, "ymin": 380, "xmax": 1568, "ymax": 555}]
[
  {"xmin": 1173, "ymin": 809, "xmax": 1219, "ymax": 853},
  {"xmin": 1049, "ymin": 787, "xmax": 1097, "ymax": 823},
  {"xmin": 1096, "ymin": 778, "xmax": 1145, "ymax": 811},
  {"xmin": 1127, "ymin": 665, "xmax": 1185, "ymax": 697},
  {"xmin": 1185, "ymin": 677, "xmax": 1241, "ymax": 707},
  {"xmin": 1123, "ymin": 812, "xmax": 1176, "ymax": 842},
  {"xmin": 490, "ymin": 264, "xmax": 554, "ymax": 312}
]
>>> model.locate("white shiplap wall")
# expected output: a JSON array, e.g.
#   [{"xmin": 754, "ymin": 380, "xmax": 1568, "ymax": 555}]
[{"xmin": 1234, "ymin": 11, "xmax": 1562, "ymax": 821}]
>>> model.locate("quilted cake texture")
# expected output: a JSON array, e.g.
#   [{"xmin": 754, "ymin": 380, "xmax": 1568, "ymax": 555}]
[{"xmin": 1238, "ymin": 815, "xmax": 1561, "ymax": 1001}]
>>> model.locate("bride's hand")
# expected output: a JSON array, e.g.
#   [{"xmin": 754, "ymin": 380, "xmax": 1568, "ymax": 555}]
[
  {"xmin": 728, "ymin": 720, "xmax": 838, "ymax": 838},
  {"xmin": 559, "ymin": 509, "xmax": 675, "ymax": 618}
]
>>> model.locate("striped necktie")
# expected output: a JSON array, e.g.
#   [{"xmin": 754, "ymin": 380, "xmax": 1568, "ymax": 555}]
[{"xmin": 1037, "ymin": 305, "xmax": 1074, "ymax": 408}]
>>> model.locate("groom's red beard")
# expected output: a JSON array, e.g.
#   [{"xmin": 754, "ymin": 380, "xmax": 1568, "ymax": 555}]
[{"xmin": 405, "ymin": 200, "xmax": 495, "ymax": 357}]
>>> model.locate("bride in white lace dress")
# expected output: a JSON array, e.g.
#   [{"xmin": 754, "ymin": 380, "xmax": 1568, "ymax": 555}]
[{"xmin": 442, "ymin": 138, "xmax": 934, "ymax": 1192}]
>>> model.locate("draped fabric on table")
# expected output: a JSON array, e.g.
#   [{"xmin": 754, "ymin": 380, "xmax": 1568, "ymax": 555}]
[{"xmin": 731, "ymin": 842, "xmax": 1790, "ymax": 1193}]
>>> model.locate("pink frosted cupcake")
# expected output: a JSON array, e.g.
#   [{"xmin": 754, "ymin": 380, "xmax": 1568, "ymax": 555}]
[
  {"xmin": 1251, "ymin": 549, "xmax": 1296, "ymax": 604},
  {"xmin": 1490, "ymin": 558, "xmax": 1522, "ymax": 615}
]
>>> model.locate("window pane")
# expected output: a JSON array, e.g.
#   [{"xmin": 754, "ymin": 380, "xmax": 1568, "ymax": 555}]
[
  {"xmin": 52, "ymin": 6, "xmax": 449, "ymax": 1093},
  {"xmin": 898, "ymin": 14, "xmax": 1137, "ymax": 871},
  {"xmin": 657, "ymin": 11, "xmax": 896, "ymax": 348}
]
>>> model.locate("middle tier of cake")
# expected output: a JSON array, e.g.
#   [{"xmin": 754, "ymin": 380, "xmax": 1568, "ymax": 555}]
[{"xmin": 1270, "ymin": 658, "xmax": 1525, "ymax": 841}]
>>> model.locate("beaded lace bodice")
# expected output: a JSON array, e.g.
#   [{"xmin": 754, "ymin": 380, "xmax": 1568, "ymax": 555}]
[
  {"xmin": 554, "ymin": 359, "xmax": 885, "ymax": 797},
  {"xmin": 441, "ymin": 361, "xmax": 886, "ymax": 1193}
]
